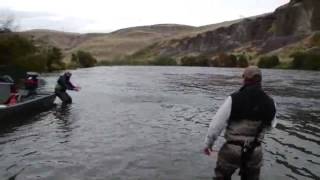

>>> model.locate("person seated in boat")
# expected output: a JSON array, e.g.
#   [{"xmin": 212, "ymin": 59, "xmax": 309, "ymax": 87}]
[
  {"xmin": 0, "ymin": 75, "xmax": 19, "ymax": 105},
  {"xmin": 55, "ymin": 72, "xmax": 80, "ymax": 104},
  {"xmin": 0, "ymin": 75, "xmax": 14, "ymax": 84},
  {"xmin": 24, "ymin": 72, "xmax": 39, "ymax": 97}
]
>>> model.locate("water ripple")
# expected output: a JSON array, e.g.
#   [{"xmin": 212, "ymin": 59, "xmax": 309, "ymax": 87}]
[{"xmin": 0, "ymin": 67, "xmax": 319, "ymax": 180}]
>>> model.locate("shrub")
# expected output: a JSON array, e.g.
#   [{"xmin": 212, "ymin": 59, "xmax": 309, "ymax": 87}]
[
  {"xmin": 0, "ymin": 65, "xmax": 26, "ymax": 82},
  {"xmin": 14, "ymin": 53, "xmax": 47, "ymax": 72},
  {"xmin": 46, "ymin": 47, "xmax": 64, "ymax": 71},
  {"xmin": 211, "ymin": 53, "xmax": 237, "ymax": 67},
  {"xmin": 227, "ymin": 54, "xmax": 238, "ymax": 67},
  {"xmin": 96, "ymin": 58, "xmax": 147, "ymax": 66},
  {"xmin": 290, "ymin": 52, "xmax": 320, "ymax": 70},
  {"xmin": 150, "ymin": 56, "xmax": 177, "ymax": 66},
  {"xmin": 0, "ymin": 34, "xmax": 67, "ymax": 72},
  {"xmin": 181, "ymin": 55, "xmax": 209, "ymax": 66},
  {"xmin": 237, "ymin": 54, "xmax": 249, "ymax": 67},
  {"xmin": 0, "ymin": 34, "xmax": 37, "ymax": 65},
  {"xmin": 309, "ymin": 32, "xmax": 320, "ymax": 47},
  {"xmin": 76, "ymin": 50, "xmax": 97, "ymax": 67},
  {"xmin": 258, "ymin": 55, "xmax": 280, "ymax": 68}
]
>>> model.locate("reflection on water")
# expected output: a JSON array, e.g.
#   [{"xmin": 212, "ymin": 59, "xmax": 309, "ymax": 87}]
[{"xmin": 0, "ymin": 66, "xmax": 319, "ymax": 180}]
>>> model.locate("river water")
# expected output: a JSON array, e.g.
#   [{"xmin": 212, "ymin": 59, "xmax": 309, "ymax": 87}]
[{"xmin": 0, "ymin": 66, "xmax": 319, "ymax": 180}]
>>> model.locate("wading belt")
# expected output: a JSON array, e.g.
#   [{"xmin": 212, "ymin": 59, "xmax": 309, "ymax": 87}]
[{"xmin": 232, "ymin": 121, "xmax": 267, "ymax": 180}]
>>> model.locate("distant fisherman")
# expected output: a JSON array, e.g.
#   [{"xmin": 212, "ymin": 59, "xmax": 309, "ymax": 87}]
[
  {"xmin": 204, "ymin": 66, "xmax": 276, "ymax": 180},
  {"xmin": 55, "ymin": 72, "xmax": 80, "ymax": 104}
]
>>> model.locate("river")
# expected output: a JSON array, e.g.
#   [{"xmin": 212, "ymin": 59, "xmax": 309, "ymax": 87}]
[{"xmin": 0, "ymin": 66, "xmax": 319, "ymax": 180}]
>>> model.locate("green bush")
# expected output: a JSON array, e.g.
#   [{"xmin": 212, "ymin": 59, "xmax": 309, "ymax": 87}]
[
  {"xmin": 150, "ymin": 56, "xmax": 177, "ymax": 66},
  {"xmin": 309, "ymin": 32, "xmax": 320, "ymax": 47},
  {"xmin": 46, "ymin": 47, "xmax": 64, "ymax": 71},
  {"xmin": 76, "ymin": 50, "xmax": 97, "ymax": 67},
  {"xmin": 227, "ymin": 54, "xmax": 238, "ymax": 67},
  {"xmin": 258, "ymin": 55, "xmax": 280, "ymax": 68},
  {"xmin": 96, "ymin": 58, "xmax": 147, "ymax": 66},
  {"xmin": 181, "ymin": 55, "xmax": 209, "ymax": 66},
  {"xmin": 0, "ymin": 34, "xmax": 66, "ymax": 72},
  {"xmin": 14, "ymin": 53, "xmax": 47, "ymax": 72},
  {"xmin": 211, "ymin": 53, "xmax": 237, "ymax": 67},
  {"xmin": 0, "ymin": 34, "xmax": 37, "ymax": 65},
  {"xmin": 290, "ymin": 52, "xmax": 320, "ymax": 70},
  {"xmin": 0, "ymin": 65, "xmax": 26, "ymax": 81},
  {"xmin": 237, "ymin": 54, "xmax": 249, "ymax": 67}
]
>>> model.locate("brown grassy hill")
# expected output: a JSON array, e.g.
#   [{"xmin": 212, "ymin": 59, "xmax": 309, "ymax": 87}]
[
  {"xmin": 74, "ymin": 24, "xmax": 196, "ymax": 61},
  {"xmin": 20, "ymin": 24, "xmax": 197, "ymax": 61},
  {"xmin": 21, "ymin": 20, "xmax": 247, "ymax": 62},
  {"xmin": 20, "ymin": 29, "xmax": 92, "ymax": 51},
  {"xmin": 130, "ymin": 0, "xmax": 320, "ymax": 65}
]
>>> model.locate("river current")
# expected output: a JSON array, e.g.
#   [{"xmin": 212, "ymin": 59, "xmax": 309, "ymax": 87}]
[{"xmin": 0, "ymin": 66, "xmax": 319, "ymax": 180}]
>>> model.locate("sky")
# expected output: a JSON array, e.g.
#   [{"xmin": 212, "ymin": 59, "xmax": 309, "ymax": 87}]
[{"xmin": 0, "ymin": 0, "xmax": 289, "ymax": 33}]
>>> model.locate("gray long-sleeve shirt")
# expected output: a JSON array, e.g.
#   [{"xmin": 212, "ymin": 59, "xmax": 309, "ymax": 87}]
[{"xmin": 205, "ymin": 96, "xmax": 277, "ymax": 148}]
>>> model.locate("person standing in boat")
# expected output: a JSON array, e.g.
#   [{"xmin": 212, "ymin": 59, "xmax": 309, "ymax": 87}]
[
  {"xmin": 55, "ymin": 72, "xmax": 80, "ymax": 104},
  {"xmin": 203, "ymin": 66, "xmax": 277, "ymax": 180}
]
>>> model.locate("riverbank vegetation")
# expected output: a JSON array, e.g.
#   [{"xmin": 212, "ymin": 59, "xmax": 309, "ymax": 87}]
[
  {"xmin": 97, "ymin": 51, "xmax": 319, "ymax": 71},
  {"xmin": 258, "ymin": 55, "xmax": 280, "ymax": 68},
  {"xmin": 290, "ymin": 51, "xmax": 320, "ymax": 70},
  {"xmin": 1, "ymin": 32, "xmax": 317, "ymax": 71},
  {"xmin": 0, "ymin": 33, "xmax": 65, "ymax": 72},
  {"xmin": 0, "ymin": 33, "xmax": 97, "ymax": 75},
  {"xmin": 70, "ymin": 50, "xmax": 97, "ymax": 68}
]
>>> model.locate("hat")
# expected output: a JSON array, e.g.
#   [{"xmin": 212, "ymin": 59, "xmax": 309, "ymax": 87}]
[
  {"xmin": 242, "ymin": 66, "xmax": 261, "ymax": 79},
  {"xmin": 64, "ymin": 71, "xmax": 72, "ymax": 76}
]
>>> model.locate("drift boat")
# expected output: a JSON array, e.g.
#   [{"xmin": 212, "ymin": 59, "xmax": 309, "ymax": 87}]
[{"xmin": 0, "ymin": 82, "xmax": 56, "ymax": 121}]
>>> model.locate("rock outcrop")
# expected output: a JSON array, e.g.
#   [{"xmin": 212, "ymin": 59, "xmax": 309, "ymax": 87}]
[
  {"xmin": 139, "ymin": 0, "xmax": 320, "ymax": 59},
  {"xmin": 274, "ymin": 0, "xmax": 320, "ymax": 36}
]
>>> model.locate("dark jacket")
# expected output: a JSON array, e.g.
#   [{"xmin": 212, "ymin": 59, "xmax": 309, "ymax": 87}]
[
  {"xmin": 55, "ymin": 75, "xmax": 75, "ymax": 92},
  {"xmin": 225, "ymin": 84, "xmax": 276, "ymax": 142}
]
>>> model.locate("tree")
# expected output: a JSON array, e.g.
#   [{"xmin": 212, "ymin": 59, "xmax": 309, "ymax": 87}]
[
  {"xmin": 76, "ymin": 50, "xmax": 97, "ymax": 67},
  {"xmin": 0, "ymin": 34, "xmax": 37, "ymax": 65},
  {"xmin": 46, "ymin": 47, "xmax": 64, "ymax": 71},
  {"xmin": 180, "ymin": 55, "xmax": 209, "ymax": 66},
  {"xmin": 71, "ymin": 53, "xmax": 78, "ymax": 63},
  {"xmin": 226, "ymin": 54, "xmax": 237, "ymax": 67},
  {"xmin": 258, "ymin": 55, "xmax": 280, "ymax": 68},
  {"xmin": 290, "ymin": 52, "xmax": 320, "ymax": 70},
  {"xmin": 150, "ymin": 56, "xmax": 177, "ymax": 66},
  {"xmin": 237, "ymin": 55, "xmax": 249, "ymax": 67},
  {"xmin": 0, "ymin": 14, "xmax": 17, "ymax": 33},
  {"xmin": 14, "ymin": 53, "xmax": 47, "ymax": 72},
  {"xmin": 211, "ymin": 53, "xmax": 237, "ymax": 67}
]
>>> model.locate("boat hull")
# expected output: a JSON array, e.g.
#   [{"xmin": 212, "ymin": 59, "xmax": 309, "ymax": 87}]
[{"xmin": 0, "ymin": 93, "xmax": 56, "ymax": 121}]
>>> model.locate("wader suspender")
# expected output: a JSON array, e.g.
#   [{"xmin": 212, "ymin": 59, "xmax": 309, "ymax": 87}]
[{"xmin": 239, "ymin": 121, "xmax": 266, "ymax": 180}]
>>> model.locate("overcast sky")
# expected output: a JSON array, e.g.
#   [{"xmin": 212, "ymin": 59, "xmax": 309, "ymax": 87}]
[{"xmin": 0, "ymin": 0, "xmax": 289, "ymax": 33}]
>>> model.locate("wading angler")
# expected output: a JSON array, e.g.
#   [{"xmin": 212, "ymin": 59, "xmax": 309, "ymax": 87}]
[{"xmin": 204, "ymin": 66, "xmax": 277, "ymax": 180}]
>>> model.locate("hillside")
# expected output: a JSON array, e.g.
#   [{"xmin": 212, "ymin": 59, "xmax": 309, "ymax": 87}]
[
  {"xmin": 20, "ymin": 20, "xmax": 244, "ymax": 62},
  {"xmin": 20, "ymin": 24, "xmax": 197, "ymax": 61},
  {"xmin": 74, "ymin": 24, "xmax": 196, "ymax": 61},
  {"xmin": 21, "ymin": 29, "xmax": 92, "ymax": 51},
  {"xmin": 19, "ymin": 0, "xmax": 320, "ymax": 69},
  {"xmin": 130, "ymin": 0, "xmax": 320, "ymax": 66}
]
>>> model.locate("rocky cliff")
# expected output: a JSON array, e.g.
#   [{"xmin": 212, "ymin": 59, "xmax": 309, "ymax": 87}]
[{"xmin": 134, "ymin": 0, "xmax": 320, "ymax": 60}]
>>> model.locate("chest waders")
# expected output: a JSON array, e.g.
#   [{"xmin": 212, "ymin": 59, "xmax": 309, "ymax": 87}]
[{"xmin": 239, "ymin": 122, "xmax": 266, "ymax": 180}]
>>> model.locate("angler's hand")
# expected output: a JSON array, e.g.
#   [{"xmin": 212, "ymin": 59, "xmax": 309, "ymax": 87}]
[
  {"xmin": 203, "ymin": 146, "xmax": 213, "ymax": 156},
  {"xmin": 74, "ymin": 86, "xmax": 81, "ymax": 91}
]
